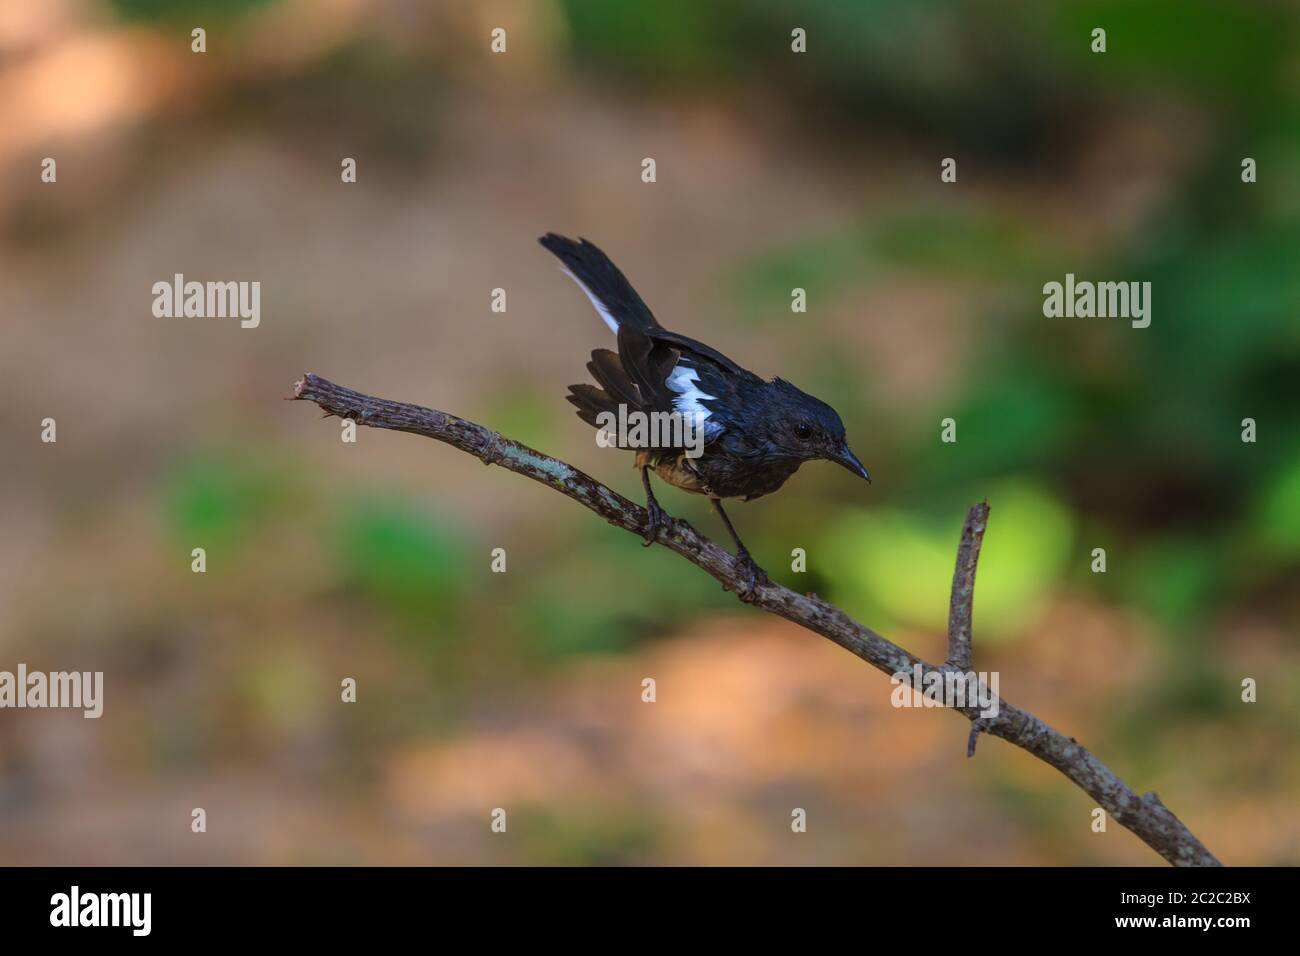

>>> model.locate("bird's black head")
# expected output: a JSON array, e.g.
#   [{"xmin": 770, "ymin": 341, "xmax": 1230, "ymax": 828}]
[{"xmin": 767, "ymin": 378, "xmax": 871, "ymax": 483}]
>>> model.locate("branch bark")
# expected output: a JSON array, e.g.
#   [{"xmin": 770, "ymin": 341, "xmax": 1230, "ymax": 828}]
[
  {"xmin": 946, "ymin": 501, "xmax": 990, "ymax": 757},
  {"xmin": 947, "ymin": 500, "xmax": 988, "ymax": 673},
  {"xmin": 291, "ymin": 372, "xmax": 1222, "ymax": 867}
]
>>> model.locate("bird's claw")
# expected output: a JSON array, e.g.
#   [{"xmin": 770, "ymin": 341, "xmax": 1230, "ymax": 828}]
[
  {"xmin": 642, "ymin": 500, "xmax": 667, "ymax": 546},
  {"xmin": 731, "ymin": 549, "xmax": 770, "ymax": 602}
]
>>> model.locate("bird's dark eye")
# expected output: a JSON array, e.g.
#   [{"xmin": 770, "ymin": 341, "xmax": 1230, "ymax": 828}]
[{"xmin": 794, "ymin": 423, "xmax": 813, "ymax": 441}]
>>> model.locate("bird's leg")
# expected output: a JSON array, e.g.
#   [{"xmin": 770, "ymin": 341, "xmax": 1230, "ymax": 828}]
[
  {"xmin": 709, "ymin": 498, "xmax": 769, "ymax": 601},
  {"xmin": 640, "ymin": 466, "xmax": 668, "ymax": 547}
]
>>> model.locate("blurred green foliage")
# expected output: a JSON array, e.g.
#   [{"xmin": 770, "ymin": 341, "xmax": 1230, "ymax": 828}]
[
  {"xmin": 822, "ymin": 480, "xmax": 1074, "ymax": 637},
  {"xmin": 112, "ymin": 0, "xmax": 277, "ymax": 22},
  {"xmin": 1047, "ymin": 0, "xmax": 1288, "ymax": 99},
  {"xmin": 1253, "ymin": 452, "xmax": 1300, "ymax": 555},
  {"xmin": 734, "ymin": 207, "xmax": 1061, "ymax": 325},
  {"xmin": 164, "ymin": 449, "xmax": 288, "ymax": 555},
  {"xmin": 222, "ymin": 38, "xmax": 447, "ymax": 166},
  {"xmin": 336, "ymin": 496, "xmax": 468, "ymax": 628},
  {"xmin": 515, "ymin": 807, "xmax": 661, "ymax": 865},
  {"xmin": 512, "ymin": 520, "xmax": 737, "ymax": 661},
  {"xmin": 560, "ymin": 0, "xmax": 739, "ymax": 81}
]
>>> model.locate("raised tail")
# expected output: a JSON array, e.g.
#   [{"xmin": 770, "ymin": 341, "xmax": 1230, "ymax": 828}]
[{"xmin": 539, "ymin": 233, "xmax": 660, "ymax": 333}]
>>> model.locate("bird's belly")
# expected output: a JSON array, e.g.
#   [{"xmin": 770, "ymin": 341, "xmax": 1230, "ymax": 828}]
[
  {"xmin": 638, "ymin": 450, "xmax": 799, "ymax": 500},
  {"xmin": 637, "ymin": 450, "xmax": 711, "ymax": 495}
]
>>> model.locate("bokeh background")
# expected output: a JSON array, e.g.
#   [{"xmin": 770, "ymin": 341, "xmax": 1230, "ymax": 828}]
[{"xmin": 1, "ymin": 0, "xmax": 1297, "ymax": 865}]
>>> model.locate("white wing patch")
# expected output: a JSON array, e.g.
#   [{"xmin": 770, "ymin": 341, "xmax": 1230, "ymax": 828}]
[
  {"xmin": 559, "ymin": 265, "xmax": 620, "ymax": 334},
  {"xmin": 667, "ymin": 362, "xmax": 723, "ymax": 439},
  {"xmin": 558, "ymin": 265, "xmax": 722, "ymax": 443}
]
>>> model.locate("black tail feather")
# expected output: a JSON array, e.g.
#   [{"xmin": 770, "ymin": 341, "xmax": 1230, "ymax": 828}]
[
  {"xmin": 566, "ymin": 384, "xmax": 617, "ymax": 431},
  {"xmin": 586, "ymin": 349, "xmax": 643, "ymax": 410},
  {"xmin": 539, "ymin": 233, "xmax": 660, "ymax": 330}
]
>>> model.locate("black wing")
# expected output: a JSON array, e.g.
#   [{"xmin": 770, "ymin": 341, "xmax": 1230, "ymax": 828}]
[{"xmin": 542, "ymin": 233, "xmax": 759, "ymax": 445}]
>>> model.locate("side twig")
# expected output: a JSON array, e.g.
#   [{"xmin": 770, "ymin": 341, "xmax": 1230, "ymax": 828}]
[
  {"xmin": 291, "ymin": 372, "xmax": 1221, "ymax": 867},
  {"xmin": 945, "ymin": 502, "xmax": 991, "ymax": 757},
  {"xmin": 947, "ymin": 501, "xmax": 988, "ymax": 672}
]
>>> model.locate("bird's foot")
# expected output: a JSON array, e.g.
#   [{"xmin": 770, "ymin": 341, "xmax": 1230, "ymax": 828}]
[
  {"xmin": 731, "ymin": 548, "xmax": 770, "ymax": 603},
  {"xmin": 642, "ymin": 499, "xmax": 668, "ymax": 546}
]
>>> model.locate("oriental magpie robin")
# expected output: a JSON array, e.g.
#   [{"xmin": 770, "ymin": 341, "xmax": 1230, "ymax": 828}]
[{"xmin": 540, "ymin": 233, "xmax": 871, "ymax": 596}]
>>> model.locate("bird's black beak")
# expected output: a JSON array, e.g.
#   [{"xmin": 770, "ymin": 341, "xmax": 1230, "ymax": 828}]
[{"xmin": 831, "ymin": 444, "xmax": 871, "ymax": 483}]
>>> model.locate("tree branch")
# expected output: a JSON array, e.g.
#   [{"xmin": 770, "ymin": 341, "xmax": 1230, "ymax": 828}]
[
  {"xmin": 947, "ymin": 500, "xmax": 988, "ymax": 673},
  {"xmin": 290, "ymin": 372, "xmax": 1222, "ymax": 867}
]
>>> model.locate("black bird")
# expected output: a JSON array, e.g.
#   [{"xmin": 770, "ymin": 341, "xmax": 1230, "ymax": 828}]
[{"xmin": 539, "ymin": 233, "xmax": 871, "ymax": 594}]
